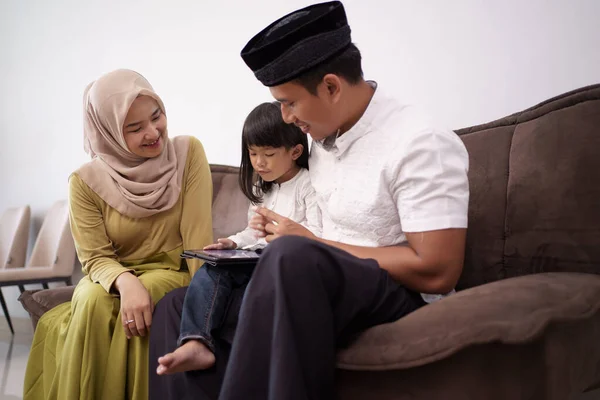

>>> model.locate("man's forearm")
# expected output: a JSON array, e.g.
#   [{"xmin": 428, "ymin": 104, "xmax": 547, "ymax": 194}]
[
  {"xmin": 314, "ymin": 237, "xmax": 454, "ymax": 294},
  {"xmin": 256, "ymin": 206, "xmax": 465, "ymax": 293}
]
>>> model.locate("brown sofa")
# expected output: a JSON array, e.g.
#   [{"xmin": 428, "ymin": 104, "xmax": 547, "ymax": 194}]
[{"xmin": 20, "ymin": 85, "xmax": 600, "ymax": 399}]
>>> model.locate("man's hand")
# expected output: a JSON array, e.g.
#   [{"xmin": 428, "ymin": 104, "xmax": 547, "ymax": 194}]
[{"xmin": 256, "ymin": 207, "xmax": 317, "ymax": 242}]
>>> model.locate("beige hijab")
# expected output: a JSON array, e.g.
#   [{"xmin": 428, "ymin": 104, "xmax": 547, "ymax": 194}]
[{"xmin": 76, "ymin": 69, "xmax": 190, "ymax": 218}]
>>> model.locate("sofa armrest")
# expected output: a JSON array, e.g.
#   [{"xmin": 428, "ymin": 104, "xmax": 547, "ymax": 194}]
[
  {"xmin": 18, "ymin": 286, "xmax": 76, "ymax": 330},
  {"xmin": 337, "ymin": 272, "xmax": 600, "ymax": 371}
]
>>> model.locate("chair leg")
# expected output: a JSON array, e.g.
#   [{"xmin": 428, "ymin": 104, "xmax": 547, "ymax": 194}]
[
  {"xmin": 0, "ymin": 289, "xmax": 15, "ymax": 335},
  {"xmin": 65, "ymin": 277, "xmax": 72, "ymax": 286},
  {"xmin": 42, "ymin": 283, "xmax": 49, "ymax": 290},
  {"xmin": 18, "ymin": 285, "xmax": 25, "ymax": 294}
]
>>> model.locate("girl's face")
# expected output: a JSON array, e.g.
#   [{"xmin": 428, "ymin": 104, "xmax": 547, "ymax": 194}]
[
  {"xmin": 123, "ymin": 95, "xmax": 167, "ymax": 158},
  {"xmin": 249, "ymin": 144, "xmax": 303, "ymax": 184}
]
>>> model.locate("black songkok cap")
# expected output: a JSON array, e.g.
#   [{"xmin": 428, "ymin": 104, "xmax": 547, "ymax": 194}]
[{"xmin": 240, "ymin": 1, "xmax": 351, "ymax": 87}]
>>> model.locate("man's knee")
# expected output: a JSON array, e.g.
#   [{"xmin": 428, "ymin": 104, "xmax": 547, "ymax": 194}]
[
  {"xmin": 263, "ymin": 236, "xmax": 318, "ymax": 259},
  {"xmin": 259, "ymin": 236, "xmax": 323, "ymax": 278}
]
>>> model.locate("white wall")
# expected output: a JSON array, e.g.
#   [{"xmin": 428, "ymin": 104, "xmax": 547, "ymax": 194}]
[{"xmin": 1, "ymin": 0, "xmax": 599, "ymax": 319}]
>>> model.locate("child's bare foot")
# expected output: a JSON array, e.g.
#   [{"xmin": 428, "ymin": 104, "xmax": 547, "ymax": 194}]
[{"xmin": 156, "ymin": 340, "xmax": 216, "ymax": 375}]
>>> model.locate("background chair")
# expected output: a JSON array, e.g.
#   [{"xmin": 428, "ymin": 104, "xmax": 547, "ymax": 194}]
[
  {"xmin": 0, "ymin": 205, "xmax": 31, "ymax": 334},
  {"xmin": 0, "ymin": 201, "xmax": 75, "ymax": 334}
]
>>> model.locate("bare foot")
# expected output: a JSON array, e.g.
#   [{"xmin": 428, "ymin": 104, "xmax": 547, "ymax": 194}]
[{"xmin": 156, "ymin": 340, "xmax": 216, "ymax": 375}]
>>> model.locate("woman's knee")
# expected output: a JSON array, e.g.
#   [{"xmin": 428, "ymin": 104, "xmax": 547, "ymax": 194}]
[
  {"xmin": 138, "ymin": 270, "xmax": 189, "ymax": 302},
  {"xmin": 72, "ymin": 280, "xmax": 115, "ymax": 314}
]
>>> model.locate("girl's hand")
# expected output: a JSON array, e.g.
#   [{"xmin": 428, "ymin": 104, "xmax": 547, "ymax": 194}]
[
  {"xmin": 256, "ymin": 207, "xmax": 317, "ymax": 242},
  {"xmin": 249, "ymin": 214, "xmax": 269, "ymax": 237},
  {"xmin": 204, "ymin": 238, "xmax": 237, "ymax": 250}
]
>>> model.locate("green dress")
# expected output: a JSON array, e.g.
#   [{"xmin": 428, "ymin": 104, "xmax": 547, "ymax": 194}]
[{"xmin": 24, "ymin": 137, "xmax": 213, "ymax": 400}]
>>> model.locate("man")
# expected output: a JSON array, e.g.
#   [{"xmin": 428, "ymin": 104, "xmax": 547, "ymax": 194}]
[{"xmin": 149, "ymin": 2, "xmax": 469, "ymax": 399}]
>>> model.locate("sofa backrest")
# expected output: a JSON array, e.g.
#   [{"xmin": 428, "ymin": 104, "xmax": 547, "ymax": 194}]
[
  {"xmin": 457, "ymin": 84, "xmax": 600, "ymax": 289},
  {"xmin": 210, "ymin": 164, "xmax": 250, "ymax": 241}
]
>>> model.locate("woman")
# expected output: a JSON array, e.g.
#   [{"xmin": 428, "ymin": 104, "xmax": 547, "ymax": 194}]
[{"xmin": 23, "ymin": 69, "xmax": 213, "ymax": 400}]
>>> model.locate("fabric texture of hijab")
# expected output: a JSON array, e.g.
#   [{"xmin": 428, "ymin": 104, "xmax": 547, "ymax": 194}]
[{"xmin": 76, "ymin": 69, "xmax": 190, "ymax": 218}]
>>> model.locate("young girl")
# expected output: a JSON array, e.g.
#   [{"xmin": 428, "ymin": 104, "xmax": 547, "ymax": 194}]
[{"xmin": 156, "ymin": 102, "xmax": 321, "ymax": 375}]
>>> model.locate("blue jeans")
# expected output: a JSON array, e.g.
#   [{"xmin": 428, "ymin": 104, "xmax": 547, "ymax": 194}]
[{"xmin": 178, "ymin": 264, "xmax": 253, "ymax": 353}]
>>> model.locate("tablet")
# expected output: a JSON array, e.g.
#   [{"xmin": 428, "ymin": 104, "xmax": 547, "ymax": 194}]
[{"xmin": 181, "ymin": 249, "xmax": 261, "ymax": 267}]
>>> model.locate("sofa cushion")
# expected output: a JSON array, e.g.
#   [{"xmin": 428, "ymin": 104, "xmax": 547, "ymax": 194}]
[
  {"xmin": 337, "ymin": 317, "xmax": 600, "ymax": 400},
  {"xmin": 337, "ymin": 272, "xmax": 600, "ymax": 372}
]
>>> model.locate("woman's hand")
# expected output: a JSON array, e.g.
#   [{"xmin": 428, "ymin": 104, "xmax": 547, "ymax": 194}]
[
  {"xmin": 114, "ymin": 272, "xmax": 154, "ymax": 339},
  {"xmin": 204, "ymin": 238, "xmax": 237, "ymax": 250}
]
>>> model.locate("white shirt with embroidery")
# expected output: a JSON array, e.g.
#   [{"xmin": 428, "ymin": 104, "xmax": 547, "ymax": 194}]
[
  {"xmin": 229, "ymin": 168, "xmax": 322, "ymax": 249},
  {"xmin": 310, "ymin": 82, "xmax": 469, "ymax": 303}
]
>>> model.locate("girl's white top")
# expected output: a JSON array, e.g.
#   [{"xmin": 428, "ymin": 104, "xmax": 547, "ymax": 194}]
[{"xmin": 229, "ymin": 168, "xmax": 322, "ymax": 249}]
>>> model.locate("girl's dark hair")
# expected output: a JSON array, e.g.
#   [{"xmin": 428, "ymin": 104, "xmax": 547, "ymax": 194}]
[{"xmin": 239, "ymin": 102, "xmax": 309, "ymax": 204}]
